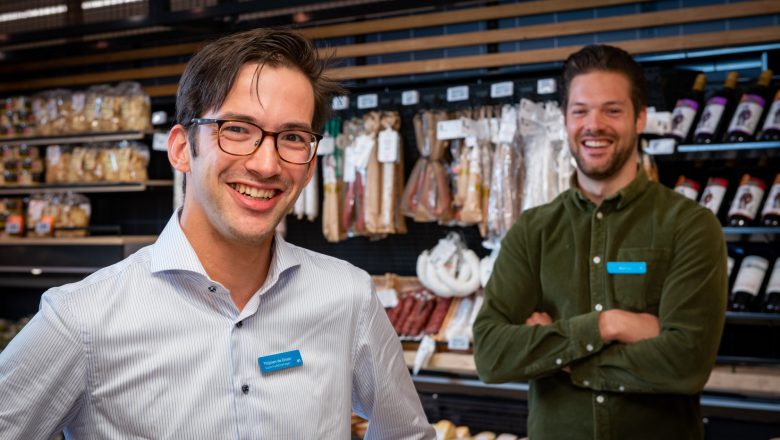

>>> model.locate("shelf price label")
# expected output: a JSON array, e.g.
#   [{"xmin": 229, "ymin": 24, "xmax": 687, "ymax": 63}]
[
  {"xmin": 332, "ymin": 96, "xmax": 349, "ymax": 111},
  {"xmin": 537, "ymin": 78, "xmax": 557, "ymax": 95},
  {"xmin": 447, "ymin": 85, "xmax": 469, "ymax": 102},
  {"xmin": 490, "ymin": 81, "xmax": 514, "ymax": 98},
  {"xmin": 357, "ymin": 93, "xmax": 378, "ymax": 110},
  {"xmin": 152, "ymin": 132, "xmax": 168, "ymax": 152},
  {"xmin": 401, "ymin": 90, "xmax": 419, "ymax": 106}
]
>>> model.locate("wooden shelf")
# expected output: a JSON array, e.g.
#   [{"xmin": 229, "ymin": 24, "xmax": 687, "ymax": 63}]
[
  {"xmin": 0, "ymin": 131, "xmax": 147, "ymax": 146},
  {"xmin": 0, "ymin": 180, "xmax": 173, "ymax": 195},
  {"xmin": 0, "ymin": 235, "xmax": 156, "ymax": 246}
]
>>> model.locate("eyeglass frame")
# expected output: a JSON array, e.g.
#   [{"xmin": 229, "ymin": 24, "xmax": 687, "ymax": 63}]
[{"xmin": 188, "ymin": 118, "xmax": 322, "ymax": 164}]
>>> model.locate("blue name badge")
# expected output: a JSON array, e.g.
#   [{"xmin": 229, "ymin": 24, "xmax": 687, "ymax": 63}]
[
  {"xmin": 258, "ymin": 350, "xmax": 303, "ymax": 373},
  {"xmin": 607, "ymin": 261, "xmax": 647, "ymax": 275}
]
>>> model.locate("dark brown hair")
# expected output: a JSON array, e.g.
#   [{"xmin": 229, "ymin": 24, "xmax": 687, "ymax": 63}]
[
  {"xmin": 561, "ymin": 44, "xmax": 646, "ymax": 118},
  {"xmin": 176, "ymin": 27, "xmax": 345, "ymax": 155}
]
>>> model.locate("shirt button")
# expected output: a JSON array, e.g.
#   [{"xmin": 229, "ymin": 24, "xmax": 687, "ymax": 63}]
[
  {"xmin": 583, "ymin": 380, "xmax": 590, "ymax": 387},
  {"xmin": 596, "ymin": 395, "xmax": 605, "ymax": 404},
  {"xmin": 596, "ymin": 212, "xmax": 603, "ymax": 220},
  {"xmin": 235, "ymin": 321, "xmax": 243, "ymax": 328},
  {"xmin": 586, "ymin": 344, "xmax": 594, "ymax": 352},
  {"xmin": 555, "ymin": 358, "xmax": 563, "ymax": 365},
  {"xmin": 208, "ymin": 285, "xmax": 217, "ymax": 293},
  {"xmin": 619, "ymin": 385, "xmax": 625, "ymax": 392},
  {"xmin": 594, "ymin": 304, "xmax": 603, "ymax": 312},
  {"xmin": 593, "ymin": 256, "xmax": 601, "ymax": 264},
  {"xmin": 241, "ymin": 384, "xmax": 249, "ymax": 394}
]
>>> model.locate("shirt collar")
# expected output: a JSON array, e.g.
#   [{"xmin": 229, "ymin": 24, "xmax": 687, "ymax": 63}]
[
  {"xmin": 150, "ymin": 212, "xmax": 302, "ymax": 282},
  {"xmin": 570, "ymin": 166, "xmax": 650, "ymax": 210}
]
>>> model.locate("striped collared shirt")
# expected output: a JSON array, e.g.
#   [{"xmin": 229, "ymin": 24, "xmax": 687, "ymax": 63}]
[{"xmin": 0, "ymin": 213, "xmax": 434, "ymax": 439}]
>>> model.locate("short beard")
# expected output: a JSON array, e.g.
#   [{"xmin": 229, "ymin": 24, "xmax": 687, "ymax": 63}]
[{"xmin": 573, "ymin": 134, "xmax": 637, "ymax": 181}]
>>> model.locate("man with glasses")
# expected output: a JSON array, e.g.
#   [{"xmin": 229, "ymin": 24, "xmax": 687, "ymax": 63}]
[{"xmin": 0, "ymin": 28, "xmax": 434, "ymax": 439}]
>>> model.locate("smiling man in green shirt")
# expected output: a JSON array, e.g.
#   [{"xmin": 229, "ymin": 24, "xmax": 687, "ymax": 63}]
[{"xmin": 473, "ymin": 45, "xmax": 727, "ymax": 440}]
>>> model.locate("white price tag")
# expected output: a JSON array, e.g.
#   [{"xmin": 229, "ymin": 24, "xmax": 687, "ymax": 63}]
[
  {"xmin": 342, "ymin": 147, "xmax": 357, "ymax": 183},
  {"xmin": 354, "ymin": 134, "xmax": 375, "ymax": 169},
  {"xmin": 376, "ymin": 288, "xmax": 399, "ymax": 308},
  {"xmin": 316, "ymin": 134, "xmax": 335, "ymax": 156},
  {"xmin": 401, "ymin": 90, "xmax": 419, "ymax": 106},
  {"xmin": 447, "ymin": 85, "xmax": 469, "ymax": 102},
  {"xmin": 332, "ymin": 96, "xmax": 349, "ymax": 111},
  {"xmin": 357, "ymin": 93, "xmax": 378, "ymax": 109},
  {"xmin": 644, "ymin": 137, "xmax": 676, "ymax": 155},
  {"xmin": 447, "ymin": 334, "xmax": 470, "ymax": 351},
  {"xmin": 537, "ymin": 78, "xmax": 557, "ymax": 95},
  {"xmin": 490, "ymin": 81, "xmax": 514, "ymax": 98},
  {"xmin": 152, "ymin": 132, "xmax": 168, "ymax": 152},
  {"xmin": 377, "ymin": 129, "xmax": 400, "ymax": 163},
  {"xmin": 428, "ymin": 239, "xmax": 458, "ymax": 266}
]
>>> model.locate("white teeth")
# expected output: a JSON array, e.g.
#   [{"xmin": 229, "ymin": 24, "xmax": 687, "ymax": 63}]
[
  {"xmin": 232, "ymin": 183, "xmax": 274, "ymax": 199},
  {"xmin": 583, "ymin": 140, "xmax": 610, "ymax": 148}
]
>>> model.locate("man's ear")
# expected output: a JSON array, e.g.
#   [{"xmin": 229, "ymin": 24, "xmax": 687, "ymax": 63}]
[
  {"xmin": 304, "ymin": 155, "xmax": 317, "ymax": 186},
  {"xmin": 168, "ymin": 124, "xmax": 191, "ymax": 173},
  {"xmin": 635, "ymin": 106, "xmax": 647, "ymax": 135}
]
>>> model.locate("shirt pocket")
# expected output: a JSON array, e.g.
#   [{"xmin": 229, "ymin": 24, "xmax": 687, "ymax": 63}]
[{"xmin": 610, "ymin": 247, "xmax": 671, "ymax": 313}]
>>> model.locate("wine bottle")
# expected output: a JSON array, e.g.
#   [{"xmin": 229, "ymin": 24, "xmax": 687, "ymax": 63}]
[
  {"xmin": 668, "ymin": 74, "xmax": 707, "ymax": 144},
  {"xmin": 724, "ymin": 69, "xmax": 774, "ymax": 143},
  {"xmin": 764, "ymin": 258, "xmax": 780, "ymax": 313},
  {"xmin": 730, "ymin": 255, "xmax": 769, "ymax": 312},
  {"xmin": 727, "ymin": 174, "xmax": 766, "ymax": 226},
  {"xmin": 699, "ymin": 177, "xmax": 729, "ymax": 220},
  {"xmin": 694, "ymin": 72, "xmax": 739, "ymax": 144},
  {"xmin": 757, "ymin": 90, "xmax": 780, "ymax": 141},
  {"xmin": 673, "ymin": 175, "xmax": 700, "ymax": 201},
  {"xmin": 760, "ymin": 173, "xmax": 780, "ymax": 226}
]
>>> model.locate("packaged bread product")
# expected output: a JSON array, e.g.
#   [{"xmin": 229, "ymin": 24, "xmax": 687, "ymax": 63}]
[{"xmin": 55, "ymin": 192, "xmax": 90, "ymax": 238}]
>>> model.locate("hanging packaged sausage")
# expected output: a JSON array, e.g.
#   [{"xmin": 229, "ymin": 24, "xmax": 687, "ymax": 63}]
[
  {"xmin": 401, "ymin": 110, "xmax": 453, "ymax": 223},
  {"xmin": 376, "ymin": 111, "xmax": 406, "ymax": 235},
  {"xmin": 321, "ymin": 117, "xmax": 344, "ymax": 242}
]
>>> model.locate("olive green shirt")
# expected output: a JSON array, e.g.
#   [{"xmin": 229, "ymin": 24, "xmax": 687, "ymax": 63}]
[{"xmin": 473, "ymin": 169, "xmax": 727, "ymax": 440}]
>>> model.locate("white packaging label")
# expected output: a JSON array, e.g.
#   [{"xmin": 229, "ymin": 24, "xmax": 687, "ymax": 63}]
[
  {"xmin": 436, "ymin": 118, "xmax": 474, "ymax": 140},
  {"xmin": 354, "ymin": 134, "xmax": 375, "ymax": 169},
  {"xmin": 669, "ymin": 99, "xmax": 699, "ymax": 139},
  {"xmin": 342, "ymin": 147, "xmax": 357, "ymax": 183},
  {"xmin": 728, "ymin": 181, "xmax": 765, "ymax": 220},
  {"xmin": 727, "ymin": 95, "xmax": 765, "ymax": 135},
  {"xmin": 317, "ymin": 134, "xmax": 335, "ymax": 156},
  {"xmin": 766, "ymin": 259, "xmax": 780, "ymax": 295},
  {"xmin": 674, "ymin": 183, "xmax": 699, "ymax": 201},
  {"xmin": 645, "ymin": 138, "xmax": 676, "ymax": 155},
  {"xmin": 322, "ymin": 160, "xmax": 337, "ymax": 185},
  {"xmin": 447, "ymin": 85, "xmax": 469, "ymax": 102},
  {"xmin": 761, "ymin": 99, "xmax": 780, "ymax": 132},
  {"xmin": 377, "ymin": 129, "xmax": 400, "ymax": 163},
  {"xmin": 727, "ymin": 256, "xmax": 735, "ymax": 277},
  {"xmin": 401, "ymin": 90, "xmax": 419, "ymax": 106},
  {"xmin": 376, "ymin": 288, "xmax": 399, "ymax": 308},
  {"xmin": 357, "ymin": 93, "xmax": 378, "ymax": 110},
  {"xmin": 700, "ymin": 181, "xmax": 727, "ymax": 215},
  {"xmin": 732, "ymin": 256, "xmax": 769, "ymax": 296},
  {"xmin": 694, "ymin": 98, "xmax": 726, "ymax": 136},
  {"xmin": 761, "ymin": 182, "xmax": 780, "ymax": 217}
]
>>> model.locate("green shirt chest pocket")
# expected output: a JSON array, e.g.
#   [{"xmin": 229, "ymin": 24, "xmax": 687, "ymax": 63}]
[{"xmin": 609, "ymin": 248, "xmax": 671, "ymax": 313}]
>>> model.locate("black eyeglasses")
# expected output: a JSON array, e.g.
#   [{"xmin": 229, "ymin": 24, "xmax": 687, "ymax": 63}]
[{"xmin": 189, "ymin": 118, "xmax": 322, "ymax": 164}]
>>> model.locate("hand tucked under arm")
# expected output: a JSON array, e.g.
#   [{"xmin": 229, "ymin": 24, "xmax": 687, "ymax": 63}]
[{"xmin": 598, "ymin": 309, "xmax": 660, "ymax": 344}]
